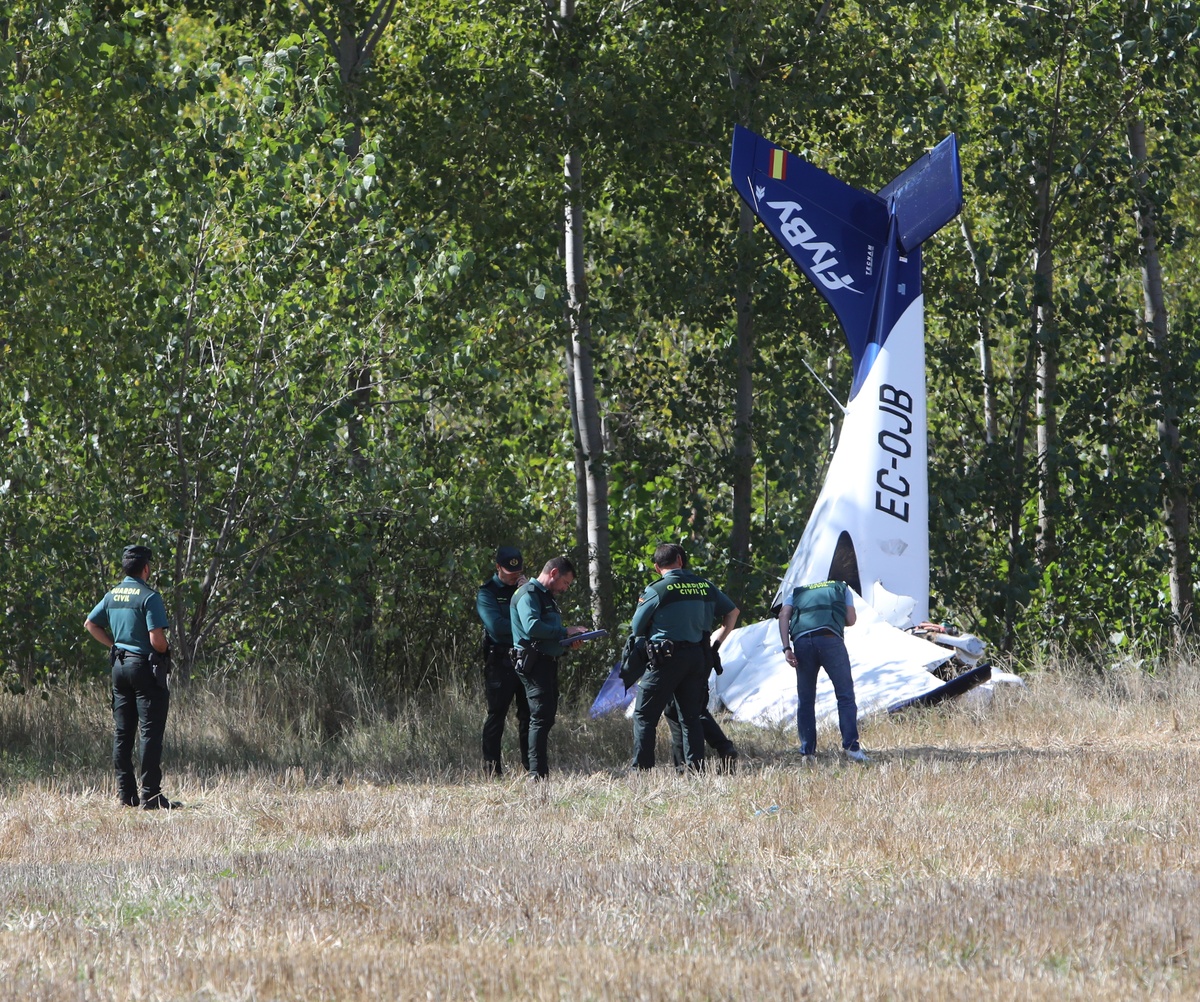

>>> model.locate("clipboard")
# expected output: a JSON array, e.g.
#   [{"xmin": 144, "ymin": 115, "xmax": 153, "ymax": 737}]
[{"xmin": 568, "ymin": 629, "xmax": 608, "ymax": 644}]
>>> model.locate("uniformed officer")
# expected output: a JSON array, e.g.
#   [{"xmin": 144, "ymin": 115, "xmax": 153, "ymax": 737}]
[
  {"xmin": 778, "ymin": 578, "xmax": 868, "ymax": 762},
  {"xmin": 663, "ymin": 549, "xmax": 739, "ymax": 771},
  {"xmin": 510, "ymin": 556, "xmax": 586, "ymax": 780},
  {"xmin": 476, "ymin": 545, "xmax": 530, "ymax": 777},
  {"xmin": 629, "ymin": 543, "xmax": 739, "ymax": 772},
  {"xmin": 84, "ymin": 544, "xmax": 180, "ymax": 809}
]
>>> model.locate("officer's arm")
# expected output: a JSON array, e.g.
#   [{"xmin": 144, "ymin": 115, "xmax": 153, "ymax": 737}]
[
  {"xmin": 711, "ymin": 607, "xmax": 740, "ymax": 646},
  {"xmin": 628, "ymin": 590, "xmax": 658, "ymax": 638},
  {"xmin": 84, "ymin": 617, "xmax": 112, "ymax": 648},
  {"xmin": 844, "ymin": 602, "xmax": 857, "ymax": 628},
  {"xmin": 516, "ymin": 592, "xmax": 565, "ymax": 642},
  {"xmin": 512, "ymin": 592, "xmax": 533, "ymax": 640},
  {"xmin": 526, "ymin": 617, "xmax": 566, "ymax": 641},
  {"xmin": 476, "ymin": 587, "xmax": 503, "ymax": 640},
  {"xmin": 777, "ymin": 605, "xmax": 793, "ymax": 649},
  {"xmin": 144, "ymin": 594, "xmax": 170, "ymax": 653}
]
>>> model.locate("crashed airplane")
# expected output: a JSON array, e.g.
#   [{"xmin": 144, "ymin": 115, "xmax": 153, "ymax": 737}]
[
  {"xmin": 590, "ymin": 126, "xmax": 1017, "ymax": 729},
  {"xmin": 711, "ymin": 125, "xmax": 1014, "ymax": 729}
]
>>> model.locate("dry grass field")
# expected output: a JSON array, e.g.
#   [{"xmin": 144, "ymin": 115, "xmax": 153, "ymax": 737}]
[{"xmin": 1, "ymin": 659, "xmax": 1198, "ymax": 1001}]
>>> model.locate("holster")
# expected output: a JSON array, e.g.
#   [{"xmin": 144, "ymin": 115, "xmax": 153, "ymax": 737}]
[
  {"xmin": 149, "ymin": 649, "xmax": 173, "ymax": 686},
  {"xmin": 483, "ymin": 633, "xmax": 510, "ymax": 670},
  {"xmin": 703, "ymin": 631, "xmax": 723, "ymax": 675}
]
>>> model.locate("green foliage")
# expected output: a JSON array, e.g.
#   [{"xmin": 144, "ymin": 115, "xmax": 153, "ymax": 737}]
[{"xmin": 1, "ymin": 0, "xmax": 1198, "ymax": 705}]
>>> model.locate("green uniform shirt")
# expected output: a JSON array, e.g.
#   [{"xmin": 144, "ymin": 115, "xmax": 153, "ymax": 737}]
[
  {"xmin": 510, "ymin": 579, "xmax": 569, "ymax": 657},
  {"xmin": 787, "ymin": 580, "xmax": 851, "ymax": 639},
  {"xmin": 476, "ymin": 574, "xmax": 517, "ymax": 646},
  {"xmin": 630, "ymin": 568, "xmax": 736, "ymax": 643},
  {"xmin": 87, "ymin": 576, "xmax": 169, "ymax": 655}
]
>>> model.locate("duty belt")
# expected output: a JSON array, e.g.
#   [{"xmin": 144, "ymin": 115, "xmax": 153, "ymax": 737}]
[
  {"xmin": 648, "ymin": 639, "xmax": 704, "ymax": 662},
  {"xmin": 511, "ymin": 646, "xmax": 559, "ymax": 668}
]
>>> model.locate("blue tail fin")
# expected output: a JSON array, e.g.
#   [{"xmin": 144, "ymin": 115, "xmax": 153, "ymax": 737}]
[
  {"xmin": 731, "ymin": 125, "xmax": 961, "ymax": 399},
  {"xmin": 731, "ymin": 124, "xmax": 889, "ymax": 392}
]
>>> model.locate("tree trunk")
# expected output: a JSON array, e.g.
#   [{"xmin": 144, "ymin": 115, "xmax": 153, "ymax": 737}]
[
  {"xmin": 563, "ymin": 145, "xmax": 612, "ymax": 629},
  {"xmin": 1128, "ymin": 116, "xmax": 1193, "ymax": 638},
  {"xmin": 721, "ymin": 0, "xmax": 833, "ymax": 603},
  {"xmin": 563, "ymin": 325, "xmax": 590, "ymax": 574},
  {"xmin": 558, "ymin": 0, "xmax": 611, "ymax": 628},
  {"xmin": 1033, "ymin": 168, "xmax": 1058, "ymax": 570},
  {"xmin": 960, "ymin": 215, "xmax": 999, "ymax": 446},
  {"xmin": 728, "ymin": 201, "xmax": 756, "ymax": 601},
  {"xmin": 555, "ymin": 1, "xmax": 589, "ymax": 585}
]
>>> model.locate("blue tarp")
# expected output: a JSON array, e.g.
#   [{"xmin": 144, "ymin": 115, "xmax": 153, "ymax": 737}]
[{"xmin": 588, "ymin": 665, "xmax": 637, "ymax": 719}]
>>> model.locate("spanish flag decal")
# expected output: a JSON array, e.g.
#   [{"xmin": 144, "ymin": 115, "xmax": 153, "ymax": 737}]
[{"xmin": 769, "ymin": 148, "xmax": 787, "ymax": 180}]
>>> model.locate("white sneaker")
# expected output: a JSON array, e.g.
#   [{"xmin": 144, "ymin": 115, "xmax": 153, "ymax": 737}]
[{"xmin": 844, "ymin": 747, "xmax": 870, "ymax": 763}]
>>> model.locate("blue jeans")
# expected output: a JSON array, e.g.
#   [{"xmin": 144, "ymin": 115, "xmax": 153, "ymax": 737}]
[{"xmin": 792, "ymin": 633, "xmax": 859, "ymax": 754}]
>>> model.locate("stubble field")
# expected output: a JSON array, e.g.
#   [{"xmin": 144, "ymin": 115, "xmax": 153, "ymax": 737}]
[{"xmin": 1, "ymin": 660, "xmax": 1197, "ymax": 1001}]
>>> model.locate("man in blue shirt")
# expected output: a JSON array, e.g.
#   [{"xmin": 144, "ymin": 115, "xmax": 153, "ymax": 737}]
[
  {"xmin": 85, "ymin": 544, "xmax": 180, "ymax": 808},
  {"xmin": 629, "ymin": 544, "xmax": 739, "ymax": 772},
  {"xmin": 778, "ymin": 579, "xmax": 868, "ymax": 763},
  {"xmin": 476, "ymin": 545, "xmax": 530, "ymax": 777}
]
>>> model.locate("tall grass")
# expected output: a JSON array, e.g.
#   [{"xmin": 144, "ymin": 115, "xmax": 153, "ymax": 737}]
[
  {"xmin": 0, "ymin": 665, "xmax": 642, "ymax": 787},
  {"xmin": 1, "ymin": 654, "xmax": 1198, "ymax": 1000}
]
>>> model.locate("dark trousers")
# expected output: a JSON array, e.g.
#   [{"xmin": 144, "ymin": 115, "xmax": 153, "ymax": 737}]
[
  {"xmin": 516, "ymin": 653, "xmax": 559, "ymax": 778},
  {"xmin": 482, "ymin": 652, "xmax": 531, "ymax": 775},
  {"xmin": 666, "ymin": 693, "xmax": 734, "ymax": 768},
  {"xmin": 111, "ymin": 653, "xmax": 170, "ymax": 802},
  {"xmin": 631, "ymin": 645, "xmax": 707, "ymax": 771}
]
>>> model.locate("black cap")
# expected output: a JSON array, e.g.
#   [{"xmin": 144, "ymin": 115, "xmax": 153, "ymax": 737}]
[
  {"xmin": 123, "ymin": 545, "xmax": 153, "ymax": 563},
  {"xmin": 495, "ymin": 546, "xmax": 523, "ymax": 571}
]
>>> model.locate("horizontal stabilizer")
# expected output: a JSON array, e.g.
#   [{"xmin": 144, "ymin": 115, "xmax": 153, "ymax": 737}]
[
  {"xmin": 886, "ymin": 662, "xmax": 992, "ymax": 714},
  {"xmin": 877, "ymin": 134, "xmax": 963, "ymax": 253}
]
